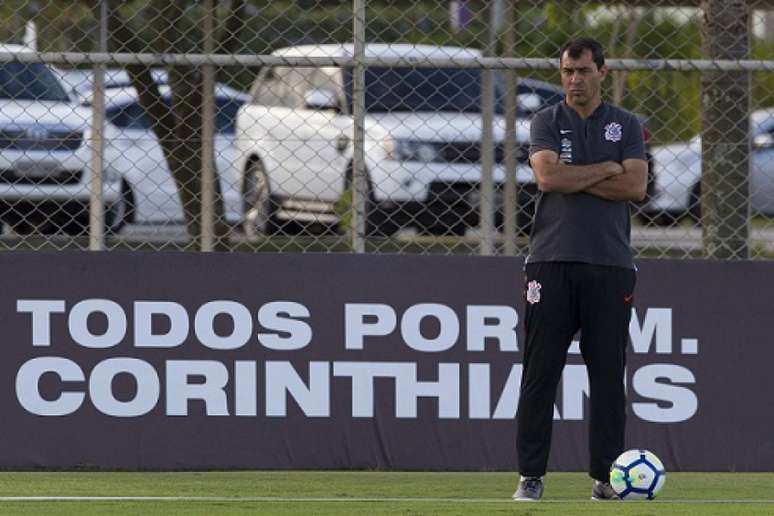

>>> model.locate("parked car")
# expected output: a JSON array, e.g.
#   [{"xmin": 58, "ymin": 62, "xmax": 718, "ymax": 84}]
[
  {"xmin": 54, "ymin": 68, "xmax": 168, "ymax": 102},
  {"xmin": 100, "ymin": 85, "xmax": 245, "ymax": 225},
  {"xmin": 0, "ymin": 45, "xmax": 123, "ymax": 235},
  {"xmin": 61, "ymin": 69, "xmax": 246, "ymax": 225},
  {"xmin": 642, "ymin": 108, "xmax": 774, "ymax": 225},
  {"xmin": 236, "ymin": 43, "xmax": 564, "ymax": 236}
]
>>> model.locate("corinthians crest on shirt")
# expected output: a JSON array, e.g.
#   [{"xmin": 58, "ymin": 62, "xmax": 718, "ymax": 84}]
[
  {"xmin": 604, "ymin": 122, "xmax": 623, "ymax": 142},
  {"xmin": 526, "ymin": 280, "xmax": 542, "ymax": 304}
]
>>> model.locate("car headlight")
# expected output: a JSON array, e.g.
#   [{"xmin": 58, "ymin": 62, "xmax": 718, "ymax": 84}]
[{"xmin": 384, "ymin": 138, "xmax": 442, "ymax": 162}]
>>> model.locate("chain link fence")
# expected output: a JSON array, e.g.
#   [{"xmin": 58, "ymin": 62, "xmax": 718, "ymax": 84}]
[{"xmin": 0, "ymin": 0, "xmax": 772, "ymax": 258}]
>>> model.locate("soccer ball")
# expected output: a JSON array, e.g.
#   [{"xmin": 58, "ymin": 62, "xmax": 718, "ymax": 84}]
[{"xmin": 609, "ymin": 449, "xmax": 666, "ymax": 500}]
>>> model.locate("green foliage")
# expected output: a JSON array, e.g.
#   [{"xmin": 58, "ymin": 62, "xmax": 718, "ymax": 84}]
[
  {"xmin": 1, "ymin": 0, "xmax": 773, "ymax": 143},
  {"xmin": 753, "ymin": 40, "xmax": 774, "ymax": 112},
  {"xmin": 333, "ymin": 188, "xmax": 352, "ymax": 236}
]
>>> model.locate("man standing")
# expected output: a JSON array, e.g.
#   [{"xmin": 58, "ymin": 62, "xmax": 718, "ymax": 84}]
[{"xmin": 512, "ymin": 37, "xmax": 647, "ymax": 501}]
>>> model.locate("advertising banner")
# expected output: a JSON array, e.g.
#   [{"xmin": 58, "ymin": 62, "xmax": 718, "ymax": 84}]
[{"xmin": 1, "ymin": 253, "xmax": 771, "ymax": 471}]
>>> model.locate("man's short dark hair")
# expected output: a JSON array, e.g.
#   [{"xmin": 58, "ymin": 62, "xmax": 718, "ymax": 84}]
[{"xmin": 560, "ymin": 38, "xmax": 605, "ymax": 70}]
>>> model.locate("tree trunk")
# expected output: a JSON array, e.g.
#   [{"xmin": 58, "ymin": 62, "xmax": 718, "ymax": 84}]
[
  {"xmin": 106, "ymin": 0, "xmax": 230, "ymax": 250},
  {"xmin": 700, "ymin": 0, "xmax": 750, "ymax": 259},
  {"xmin": 612, "ymin": 9, "xmax": 642, "ymax": 106}
]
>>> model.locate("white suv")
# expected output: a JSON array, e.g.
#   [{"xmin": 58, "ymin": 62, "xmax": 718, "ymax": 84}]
[
  {"xmin": 235, "ymin": 43, "xmax": 555, "ymax": 236},
  {"xmin": 0, "ymin": 44, "xmax": 122, "ymax": 235}
]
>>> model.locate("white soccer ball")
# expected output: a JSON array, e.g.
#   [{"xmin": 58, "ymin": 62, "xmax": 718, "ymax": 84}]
[{"xmin": 609, "ymin": 449, "xmax": 666, "ymax": 500}]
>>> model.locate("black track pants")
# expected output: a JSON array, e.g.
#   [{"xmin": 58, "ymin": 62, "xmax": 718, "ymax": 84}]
[{"xmin": 516, "ymin": 262, "xmax": 636, "ymax": 481}]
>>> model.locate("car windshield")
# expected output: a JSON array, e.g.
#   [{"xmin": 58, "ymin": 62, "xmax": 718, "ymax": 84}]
[
  {"xmin": 342, "ymin": 67, "xmax": 564, "ymax": 115},
  {"xmin": 344, "ymin": 67, "xmax": 507, "ymax": 114},
  {"xmin": 0, "ymin": 62, "xmax": 71, "ymax": 102},
  {"xmin": 106, "ymin": 97, "xmax": 243, "ymax": 134}
]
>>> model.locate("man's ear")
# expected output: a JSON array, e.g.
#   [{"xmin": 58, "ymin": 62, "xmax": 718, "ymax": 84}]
[{"xmin": 599, "ymin": 64, "xmax": 609, "ymax": 80}]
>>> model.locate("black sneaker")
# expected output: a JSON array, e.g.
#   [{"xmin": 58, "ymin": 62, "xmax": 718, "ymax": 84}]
[
  {"xmin": 512, "ymin": 476, "xmax": 543, "ymax": 501},
  {"xmin": 591, "ymin": 480, "xmax": 619, "ymax": 501}
]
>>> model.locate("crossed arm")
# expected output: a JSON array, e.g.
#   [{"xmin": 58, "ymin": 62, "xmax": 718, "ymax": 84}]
[{"xmin": 529, "ymin": 149, "xmax": 648, "ymax": 202}]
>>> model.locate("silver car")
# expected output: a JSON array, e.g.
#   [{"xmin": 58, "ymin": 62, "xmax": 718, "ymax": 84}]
[
  {"xmin": 0, "ymin": 45, "xmax": 122, "ymax": 235},
  {"xmin": 57, "ymin": 69, "xmax": 246, "ymax": 226},
  {"xmin": 643, "ymin": 108, "xmax": 774, "ymax": 225}
]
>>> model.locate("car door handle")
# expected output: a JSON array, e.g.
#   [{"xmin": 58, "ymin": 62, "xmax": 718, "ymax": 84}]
[{"xmin": 335, "ymin": 134, "xmax": 350, "ymax": 154}]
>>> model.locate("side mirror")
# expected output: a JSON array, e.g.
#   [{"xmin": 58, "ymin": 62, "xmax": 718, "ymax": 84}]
[
  {"xmin": 753, "ymin": 133, "xmax": 774, "ymax": 150},
  {"xmin": 517, "ymin": 93, "xmax": 542, "ymax": 113},
  {"xmin": 304, "ymin": 88, "xmax": 339, "ymax": 111}
]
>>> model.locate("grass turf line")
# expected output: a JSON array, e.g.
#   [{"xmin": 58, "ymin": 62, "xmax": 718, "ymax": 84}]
[{"xmin": 0, "ymin": 471, "xmax": 771, "ymax": 515}]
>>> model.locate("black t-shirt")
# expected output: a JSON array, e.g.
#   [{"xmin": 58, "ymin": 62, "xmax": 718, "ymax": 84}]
[{"xmin": 527, "ymin": 101, "xmax": 645, "ymax": 269}]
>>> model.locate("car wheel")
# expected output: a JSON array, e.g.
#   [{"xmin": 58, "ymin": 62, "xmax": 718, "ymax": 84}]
[
  {"xmin": 105, "ymin": 181, "xmax": 134, "ymax": 234},
  {"xmin": 344, "ymin": 164, "xmax": 398, "ymax": 237},
  {"xmin": 428, "ymin": 209, "xmax": 470, "ymax": 236},
  {"xmin": 63, "ymin": 182, "xmax": 134, "ymax": 237},
  {"xmin": 638, "ymin": 212, "xmax": 682, "ymax": 227},
  {"xmin": 688, "ymin": 182, "xmax": 701, "ymax": 225},
  {"xmin": 367, "ymin": 205, "xmax": 400, "ymax": 237},
  {"xmin": 242, "ymin": 158, "xmax": 276, "ymax": 238}
]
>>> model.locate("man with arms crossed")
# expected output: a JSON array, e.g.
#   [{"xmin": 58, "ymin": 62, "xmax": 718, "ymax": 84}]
[{"xmin": 512, "ymin": 37, "xmax": 647, "ymax": 501}]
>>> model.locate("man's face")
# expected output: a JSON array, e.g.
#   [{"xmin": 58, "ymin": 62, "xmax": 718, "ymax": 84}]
[{"xmin": 560, "ymin": 49, "xmax": 607, "ymax": 107}]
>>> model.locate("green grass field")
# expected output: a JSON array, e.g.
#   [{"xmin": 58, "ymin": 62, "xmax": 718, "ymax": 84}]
[{"xmin": 0, "ymin": 471, "xmax": 772, "ymax": 515}]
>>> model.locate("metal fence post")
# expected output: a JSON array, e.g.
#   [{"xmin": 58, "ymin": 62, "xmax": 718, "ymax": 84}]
[
  {"xmin": 503, "ymin": 0, "xmax": 519, "ymax": 256},
  {"xmin": 351, "ymin": 0, "xmax": 367, "ymax": 253},
  {"xmin": 200, "ymin": 0, "xmax": 216, "ymax": 252},
  {"xmin": 88, "ymin": 0, "xmax": 107, "ymax": 251},
  {"xmin": 479, "ymin": 0, "xmax": 500, "ymax": 256}
]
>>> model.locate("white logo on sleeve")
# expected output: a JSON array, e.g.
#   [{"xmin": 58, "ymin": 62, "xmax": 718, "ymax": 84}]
[
  {"xmin": 604, "ymin": 122, "xmax": 623, "ymax": 142},
  {"xmin": 560, "ymin": 138, "xmax": 573, "ymax": 163},
  {"xmin": 526, "ymin": 280, "xmax": 542, "ymax": 304}
]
